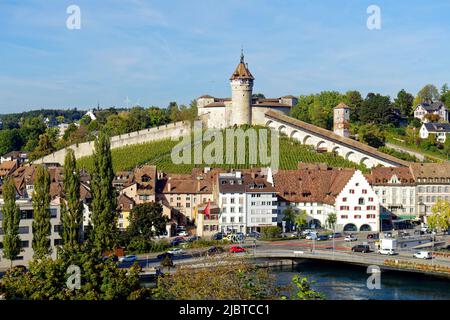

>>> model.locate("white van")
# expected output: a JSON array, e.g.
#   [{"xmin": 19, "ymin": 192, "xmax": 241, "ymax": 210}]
[{"xmin": 413, "ymin": 251, "xmax": 432, "ymax": 259}]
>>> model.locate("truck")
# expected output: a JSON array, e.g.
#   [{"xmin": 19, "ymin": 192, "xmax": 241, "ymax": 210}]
[{"xmin": 380, "ymin": 239, "xmax": 397, "ymax": 250}]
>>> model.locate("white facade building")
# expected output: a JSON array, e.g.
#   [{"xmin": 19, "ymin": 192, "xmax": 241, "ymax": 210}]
[
  {"xmin": 419, "ymin": 123, "xmax": 450, "ymax": 143},
  {"xmin": 274, "ymin": 165, "xmax": 380, "ymax": 233},
  {"xmin": 366, "ymin": 167, "xmax": 416, "ymax": 221},
  {"xmin": 218, "ymin": 172, "xmax": 246, "ymax": 234},
  {"xmin": 410, "ymin": 163, "xmax": 450, "ymax": 222},
  {"xmin": 217, "ymin": 170, "xmax": 277, "ymax": 234},
  {"xmin": 414, "ymin": 102, "xmax": 449, "ymax": 123},
  {"xmin": 245, "ymin": 179, "xmax": 278, "ymax": 233},
  {"xmin": 335, "ymin": 170, "xmax": 380, "ymax": 232},
  {"xmin": 0, "ymin": 199, "xmax": 62, "ymax": 269}
]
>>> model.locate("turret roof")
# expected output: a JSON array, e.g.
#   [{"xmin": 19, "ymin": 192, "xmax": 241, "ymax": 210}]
[
  {"xmin": 334, "ymin": 102, "xmax": 349, "ymax": 109},
  {"xmin": 230, "ymin": 51, "xmax": 254, "ymax": 81}
]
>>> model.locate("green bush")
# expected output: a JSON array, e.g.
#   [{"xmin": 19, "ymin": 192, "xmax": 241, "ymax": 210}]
[
  {"xmin": 126, "ymin": 237, "xmax": 169, "ymax": 254},
  {"xmin": 261, "ymin": 226, "xmax": 282, "ymax": 239}
]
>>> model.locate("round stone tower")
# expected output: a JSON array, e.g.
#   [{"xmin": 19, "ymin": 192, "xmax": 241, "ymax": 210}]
[{"xmin": 229, "ymin": 51, "xmax": 254, "ymax": 126}]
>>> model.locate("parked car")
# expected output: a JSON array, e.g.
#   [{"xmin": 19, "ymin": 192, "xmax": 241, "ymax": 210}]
[
  {"xmin": 305, "ymin": 233, "xmax": 318, "ymax": 240},
  {"xmin": 12, "ymin": 265, "xmax": 27, "ymax": 272},
  {"xmin": 207, "ymin": 246, "xmax": 218, "ymax": 255},
  {"xmin": 247, "ymin": 231, "xmax": 261, "ymax": 239},
  {"xmin": 383, "ymin": 232, "xmax": 393, "ymax": 238},
  {"xmin": 157, "ymin": 252, "xmax": 173, "ymax": 260},
  {"xmin": 212, "ymin": 232, "xmax": 224, "ymax": 240},
  {"xmin": 302, "ymin": 229, "xmax": 314, "ymax": 236},
  {"xmin": 413, "ymin": 251, "xmax": 432, "ymax": 259},
  {"xmin": 177, "ymin": 230, "xmax": 189, "ymax": 237},
  {"xmin": 351, "ymin": 245, "xmax": 371, "ymax": 253},
  {"xmin": 227, "ymin": 233, "xmax": 245, "ymax": 243},
  {"xmin": 167, "ymin": 248, "xmax": 184, "ymax": 255},
  {"xmin": 229, "ymin": 245, "xmax": 245, "ymax": 253},
  {"xmin": 207, "ymin": 246, "xmax": 224, "ymax": 256},
  {"xmin": 170, "ymin": 237, "xmax": 186, "ymax": 246},
  {"xmin": 328, "ymin": 232, "xmax": 343, "ymax": 239},
  {"xmin": 187, "ymin": 236, "xmax": 201, "ymax": 242},
  {"xmin": 345, "ymin": 235, "xmax": 357, "ymax": 242},
  {"xmin": 317, "ymin": 235, "xmax": 329, "ymax": 241},
  {"xmin": 102, "ymin": 255, "xmax": 119, "ymax": 262},
  {"xmin": 119, "ymin": 255, "xmax": 137, "ymax": 263},
  {"xmin": 378, "ymin": 248, "xmax": 397, "ymax": 255},
  {"xmin": 367, "ymin": 233, "xmax": 379, "ymax": 240}
]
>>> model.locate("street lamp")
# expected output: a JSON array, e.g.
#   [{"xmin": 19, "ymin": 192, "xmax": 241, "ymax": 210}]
[{"xmin": 332, "ymin": 223, "xmax": 336, "ymax": 260}]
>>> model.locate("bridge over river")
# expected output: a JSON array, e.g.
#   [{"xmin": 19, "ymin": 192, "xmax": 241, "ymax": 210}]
[{"xmin": 135, "ymin": 244, "xmax": 450, "ymax": 280}]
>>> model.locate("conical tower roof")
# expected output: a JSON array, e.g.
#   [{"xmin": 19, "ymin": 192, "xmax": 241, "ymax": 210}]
[{"xmin": 230, "ymin": 50, "xmax": 254, "ymax": 80}]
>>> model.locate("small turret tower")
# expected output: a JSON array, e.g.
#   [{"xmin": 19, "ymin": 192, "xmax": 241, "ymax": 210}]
[
  {"xmin": 229, "ymin": 50, "xmax": 254, "ymax": 126},
  {"xmin": 333, "ymin": 102, "xmax": 350, "ymax": 137}
]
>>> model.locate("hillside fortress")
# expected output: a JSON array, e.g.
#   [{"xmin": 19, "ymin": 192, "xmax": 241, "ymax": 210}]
[
  {"xmin": 197, "ymin": 51, "xmax": 296, "ymax": 128},
  {"xmin": 35, "ymin": 52, "xmax": 408, "ymax": 169},
  {"xmin": 196, "ymin": 52, "xmax": 408, "ymax": 169}
]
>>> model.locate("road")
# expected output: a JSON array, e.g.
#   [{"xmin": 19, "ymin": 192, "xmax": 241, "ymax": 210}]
[{"xmin": 126, "ymin": 233, "xmax": 450, "ymax": 278}]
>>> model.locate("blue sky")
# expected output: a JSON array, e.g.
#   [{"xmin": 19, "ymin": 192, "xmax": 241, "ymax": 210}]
[{"xmin": 0, "ymin": 0, "xmax": 449, "ymax": 112}]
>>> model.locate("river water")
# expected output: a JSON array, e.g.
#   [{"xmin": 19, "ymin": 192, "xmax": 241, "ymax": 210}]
[{"xmin": 274, "ymin": 260, "xmax": 450, "ymax": 300}]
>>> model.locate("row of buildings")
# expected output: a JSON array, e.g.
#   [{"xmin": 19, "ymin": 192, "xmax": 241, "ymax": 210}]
[{"xmin": 2, "ymin": 160, "xmax": 450, "ymax": 267}]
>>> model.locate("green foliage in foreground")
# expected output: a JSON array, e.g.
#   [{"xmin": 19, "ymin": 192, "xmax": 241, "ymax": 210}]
[
  {"xmin": 0, "ymin": 246, "xmax": 149, "ymax": 300},
  {"xmin": 77, "ymin": 128, "xmax": 368, "ymax": 173}
]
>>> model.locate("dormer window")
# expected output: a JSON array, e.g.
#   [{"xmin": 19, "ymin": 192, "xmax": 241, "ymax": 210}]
[{"xmin": 141, "ymin": 174, "xmax": 151, "ymax": 182}]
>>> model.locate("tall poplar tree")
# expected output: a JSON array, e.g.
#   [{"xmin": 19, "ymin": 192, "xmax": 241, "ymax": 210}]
[
  {"xmin": 90, "ymin": 130, "xmax": 117, "ymax": 252},
  {"xmin": 32, "ymin": 165, "xmax": 51, "ymax": 259},
  {"xmin": 2, "ymin": 177, "xmax": 22, "ymax": 268},
  {"xmin": 61, "ymin": 148, "xmax": 83, "ymax": 249}
]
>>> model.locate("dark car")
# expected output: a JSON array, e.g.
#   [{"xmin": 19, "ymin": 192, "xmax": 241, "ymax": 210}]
[
  {"xmin": 187, "ymin": 236, "xmax": 201, "ymax": 242},
  {"xmin": 352, "ymin": 244, "xmax": 371, "ymax": 253},
  {"xmin": 328, "ymin": 232, "xmax": 343, "ymax": 239},
  {"xmin": 12, "ymin": 265, "xmax": 28, "ymax": 272},
  {"xmin": 367, "ymin": 233, "xmax": 379, "ymax": 240},
  {"xmin": 317, "ymin": 235, "xmax": 329, "ymax": 241},
  {"xmin": 170, "ymin": 237, "xmax": 186, "ymax": 246},
  {"xmin": 157, "ymin": 252, "xmax": 173, "ymax": 260},
  {"xmin": 212, "ymin": 232, "xmax": 224, "ymax": 240},
  {"xmin": 247, "ymin": 231, "xmax": 261, "ymax": 239}
]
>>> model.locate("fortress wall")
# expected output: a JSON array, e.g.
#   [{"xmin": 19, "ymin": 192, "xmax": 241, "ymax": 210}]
[{"xmin": 34, "ymin": 121, "xmax": 191, "ymax": 166}]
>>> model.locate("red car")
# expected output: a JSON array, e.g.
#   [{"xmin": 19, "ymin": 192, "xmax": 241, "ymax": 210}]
[{"xmin": 229, "ymin": 246, "xmax": 245, "ymax": 253}]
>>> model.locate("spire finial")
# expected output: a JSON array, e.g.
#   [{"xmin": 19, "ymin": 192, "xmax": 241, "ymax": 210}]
[{"xmin": 240, "ymin": 47, "xmax": 244, "ymax": 63}]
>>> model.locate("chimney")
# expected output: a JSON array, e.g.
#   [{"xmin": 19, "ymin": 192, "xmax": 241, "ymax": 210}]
[
  {"xmin": 197, "ymin": 179, "xmax": 201, "ymax": 192},
  {"xmin": 167, "ymin": 177, "xmax": 172, "ymax": 192},
  {"xmin": 266, "ymin": 167, "xmax": 274, "ymax": 186}
]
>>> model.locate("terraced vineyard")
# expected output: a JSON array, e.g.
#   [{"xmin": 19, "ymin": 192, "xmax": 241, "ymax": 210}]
[{"xmin": 77, "ymin": 128, "xmax": 368, "ymax": 173}]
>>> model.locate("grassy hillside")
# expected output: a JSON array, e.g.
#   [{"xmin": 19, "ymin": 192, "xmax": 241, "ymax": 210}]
[{"xmin": 77, "ymin": 128, "xmax": 368, "ymax": 173}]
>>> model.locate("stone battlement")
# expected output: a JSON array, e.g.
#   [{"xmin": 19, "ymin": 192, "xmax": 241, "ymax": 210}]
[{"xmin": 33, "ymin": 121, "xmax": 191, "ymax": 166}]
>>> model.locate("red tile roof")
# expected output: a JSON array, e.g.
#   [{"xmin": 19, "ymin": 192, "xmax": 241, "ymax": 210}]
[{"xmin": 274, "ymin": 167, "xmax": 355, "ymax": 205}]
